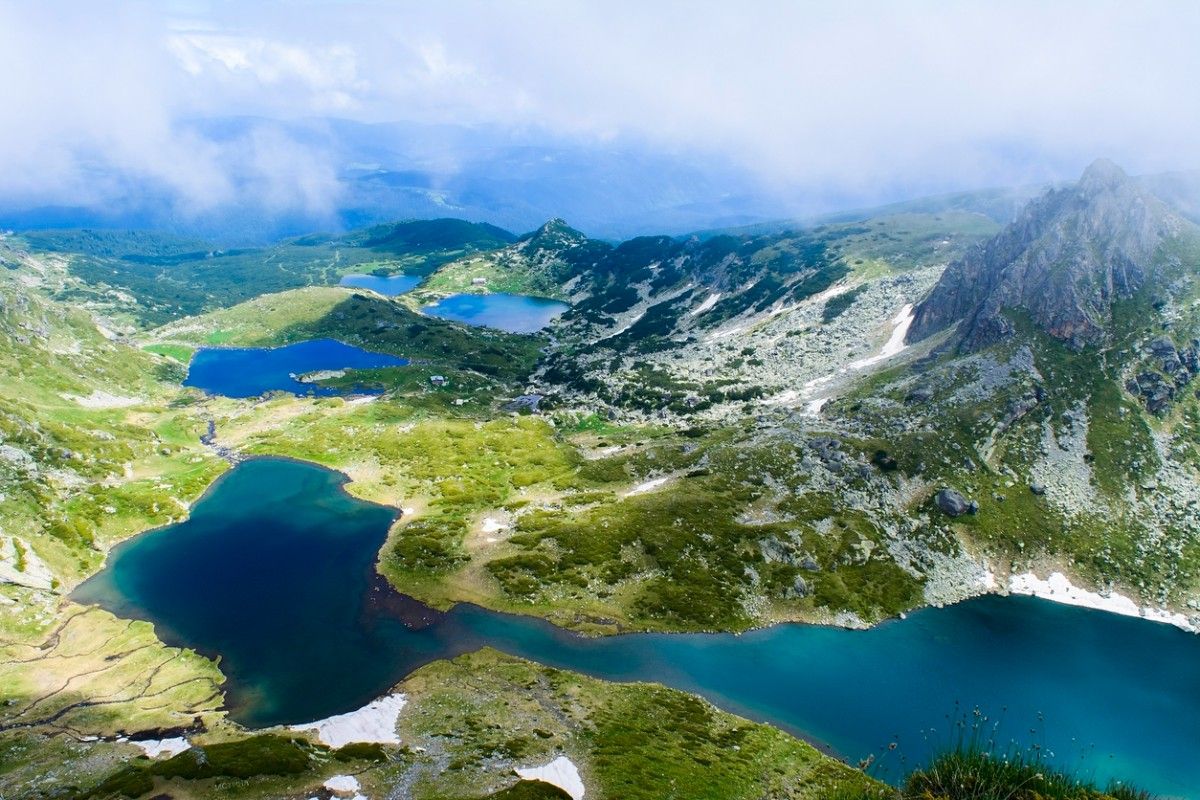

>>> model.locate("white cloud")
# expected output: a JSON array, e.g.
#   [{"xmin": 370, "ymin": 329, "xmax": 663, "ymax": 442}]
[
  {"xmin": 167, "ymin": 32, "xmax": 366, "ymax": 112},
  {"xmin": 0, "ymin": 0, "xmax": 1196, "ymax": 222}
]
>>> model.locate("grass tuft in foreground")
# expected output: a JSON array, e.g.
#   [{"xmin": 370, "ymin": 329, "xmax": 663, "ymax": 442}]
[{"xmin": 839, "ymin": 743, "xmax": 1156, "ymax": 800}]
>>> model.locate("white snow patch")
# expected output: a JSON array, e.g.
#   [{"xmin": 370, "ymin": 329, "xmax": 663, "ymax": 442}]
[
  {"xmin": 323, "ymin": 774, "xmax": 362, "ymax": 797},
  {"xmin": 705, "ymin": 324, "xmax": 745, "ymax": 342},
  {"xmin": 1008, "ymin": 572, "xmax": 1197, "ymax": 633},
  {"xmin": 688, "ymin": 292, "xmax": 722, "ymax": 317},
  {"xmin": 791, "ymin": 303, "xmax": 915, "ymax": 412},
  {"xmin": 0, "ymin": 537, "xmax": 53, "ymax": 590},
  {"xmin": 291, "ymin": 693, "xmax": 406, "ymax": 748},
  {"xmin": 809, "ymin": 282, "xmax": 856, "ymax": 306},
  {"xmin": 130, "ymin": 737, "xmax": 190, "ymax": 758},
  {"xmin": 481, "ymin": 518, "xmax": 508, "ymax": 534},
  {"xmin": 596, "ymin": 311, "xmax": 645, "ymax": 342},
  {"xmin": 801, "ymin": 397, "xmax": 829, "ymax": 417},
  {"xmin": 763, "ymin": 389, "xmax": 799, "ymax": 406},
  {"xmin": 623, "ymin": 476, "xmax": 671, "ymax": 498},
  {"xmin": 63, "ymin": 390, "xmax": 143, "ymax": 409},
  {"xmin": 847, "ymin": 304, "xmax": 914, "ymax": 370},
  {"xmin": 516, "ymin": 756, "xmax": 585, "ymax": 800}
]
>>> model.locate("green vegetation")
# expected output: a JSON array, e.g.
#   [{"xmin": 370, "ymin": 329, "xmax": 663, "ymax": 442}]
[
  {"xmin": 152, "ymin": 734, "xmax": 315, "ymax": 779},
  {"xmin": 427, "ymin": 782, "xmax": 572, "ymax": 800},
  {"xmin": 417, "ymin": 219, "xmax": 588, "ymax": 301},
  {"xmin": 0, "ymin": 191, "xmax": 1192, "ymax": 800},
  {"xmin": 25, "ymin": 219, "xmax": 516, "ymax": 326},
  {"xmin": 397, "ymin": 649, "xmax": 879, "ymax": 800},
  {"xmin": 147, "ymin": 287, "xmax": 545, "ymax": 386},
  {"xmin": 141, "ymin": 342, "xmax": 194, "ymax": 362},
  {"xmin": 841, "ymin": 745, "xmax": 1154, "ymax": 800},
  {"xmin": 56, "ymin": 649, "xmax": 879, "ymax": 800},
  {"xmin": 81, "ymin": 733, "xmax": 399, "ymax": 799},
  {"xmin": 833, "ymin": 297, "xmax": 1197, "ymax": 610},
  {"xmin": 827, "ymin": 212, "xmax": 1000, "ymax": 273},
  {"xmin": 351, "ymin": 218, "xmax": 516, "ymax": 270},
  {"xmin": 823, "ymin": 284, "xmax": 867, "ymax": 322}
]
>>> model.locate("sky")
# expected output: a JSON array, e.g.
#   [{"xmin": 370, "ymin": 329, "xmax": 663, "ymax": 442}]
[{"xmin": 1, "ymin": 0, "xmax": 1198, "ymax": 231}]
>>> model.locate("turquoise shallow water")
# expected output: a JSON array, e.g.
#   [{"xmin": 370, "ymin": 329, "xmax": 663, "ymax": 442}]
[
  {"xmin": 338, "ymin": 273, "xmax": 423, "ymax": 295},
  {"xmin": 74, "ymin": 459, "xmax": 1200, "ymax": 796},
  {"xmin": 422, "ymin": 292, "xmax": 569, "ymax": 333},
  {"xmin": 183, "ymin": 338, "xmax": 408, "ymax": 398}
]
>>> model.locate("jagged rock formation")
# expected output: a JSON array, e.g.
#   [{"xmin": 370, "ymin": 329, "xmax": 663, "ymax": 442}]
[
  {"xmin": 908, "ymin": 159, "xmax": 1189, "ymax": 350},
  {"xmin": 1126, "ymin": 335, "xmax": 1200, "ymax": 414}
]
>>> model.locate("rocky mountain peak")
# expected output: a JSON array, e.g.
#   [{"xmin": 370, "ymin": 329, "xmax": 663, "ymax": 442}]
[
  {"xmin": 520, "ymin": 218, "xmax": 589, "ymax": 252},
  {"xmin": 1077, "ymin": 157, "xmax": 1128, "ymax": 193},
  {"xmin": 908, "ymin": 160, "xmax": 1189, "ymax": 351}
]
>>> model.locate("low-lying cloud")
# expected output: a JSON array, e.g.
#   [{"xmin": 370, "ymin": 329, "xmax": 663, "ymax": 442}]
[{"xmin": 1, "ymin": 0, "xmax": 1197, "ymax": 228}]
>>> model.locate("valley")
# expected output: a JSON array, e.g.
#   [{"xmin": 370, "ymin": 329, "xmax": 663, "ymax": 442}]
[{"xmin": 1, "ymin": 161, "xmax": 1198, "ymax": 800}]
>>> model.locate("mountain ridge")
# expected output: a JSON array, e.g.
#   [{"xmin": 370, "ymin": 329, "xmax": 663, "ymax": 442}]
[{"xmin": 909, "ymin": 159, "xmax": 1194, "ymax": 350}]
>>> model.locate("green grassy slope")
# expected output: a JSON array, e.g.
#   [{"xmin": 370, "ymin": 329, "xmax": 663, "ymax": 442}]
[
  {"xmin": 147, "ymin": 287, "xmax": 545, "ymax": 386},
  {"xmin": 23, "ymin": 219, "xmax": 517, "ymax": 327}
]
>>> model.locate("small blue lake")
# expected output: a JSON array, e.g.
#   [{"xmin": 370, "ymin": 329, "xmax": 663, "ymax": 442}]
[
  {"xmin": 74, "ymin": 458, "xmax": 1200, "ymax": 797},
  {"xmin": 422, "ymin": 292, "xmax": 568, "ymax": 333},
  {"xmin": 338, "ymin": 273, "xmax": 422, "ymax": 296},
  {"xmin": 183, "ymin": 339, "xmax": 408, "ymax": 398}
]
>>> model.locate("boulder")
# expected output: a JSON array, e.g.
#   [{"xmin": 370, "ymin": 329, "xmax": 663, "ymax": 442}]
[
  {"xmin": 1148, "ymin": 336, "xmax": 1177, "ymax": 358},
  {"xmin": 905, "ymin": 386, "xmax": 934, "ymax": 405},
  {"xmin": 934, "ymin": 488, "xmax": 973, "ymax": 517},
  {"xmin": 785, "ymin": 575, "xmax": 809, "ymax": 598},
  {"xmin": 871, "ymin": 450, "xmax": 899, "ymax": 472}
]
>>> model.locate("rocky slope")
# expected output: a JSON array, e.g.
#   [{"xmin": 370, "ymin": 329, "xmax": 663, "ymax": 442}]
[
  {"xmin": 909, "ymin": 159, "xmax": 1193, "ymax": 350},
  {"xmin": 3, "ymin": 172, "xmax": 1199, "ymax": 798}
]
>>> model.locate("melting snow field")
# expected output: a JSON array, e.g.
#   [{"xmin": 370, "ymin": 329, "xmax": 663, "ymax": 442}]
[
  {"xmin": 516, "ymin": 756, "xmax": 586, "ymax": 800},
  {"xmin": 63, "ymin": 390, "xmax": 144, "ymax": 409},
  {"xmin": 1008, "ymin": 572, "xmax": 1197, "ymax": 633},
  {"xmin": 623, "ymin": 475, "xmax": 672, "ymax": 497},
  {"xmin": 291, "ymin": 693, "xmax": 407, "ymax": 747},
  {"xmin": 848, "ymin": 303, "xmax": 915, "ymax": 369},
  {"xmin": 688, "ymin": 292, "xmax": 722, "ymax": 316},
  {"xmin": 129, "ymin": 737, "xmax": 191, "ymax": 758},
  {"xmin": 793, "ymin": 303, "xmax": 915, "ymax": 415},
  {"xmin": 322, "ymin": 774, "xmax": 365, "ymax": 799}
]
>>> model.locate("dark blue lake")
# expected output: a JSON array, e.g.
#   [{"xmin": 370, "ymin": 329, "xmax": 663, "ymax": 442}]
[
  {"xmin": 183, "ymin": 339, "xmax": 408, "ymax": 398},
  {"xmin": 422, "ymin": 292, "xmax": 568, "ymax": 333},
  {"xmin": 338, "ymin": 273, "xmax": 422, "ymax": 295},
  {"xmin": 74, "ymin": 458, "xmax": 1200, "ymax": 797}
]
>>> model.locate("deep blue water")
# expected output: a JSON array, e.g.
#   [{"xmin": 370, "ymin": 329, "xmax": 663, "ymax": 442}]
[
  {"xmin": 183, "ymin": 339, "xmax": 408, "ymax": 398},
  {"xmin": 74, "ymin": 458, "xmax": 1200, "ymax": 796},
  {"xmin": 422, "ymin": 292, "xmax": 568, "ymax": 333},
  {"xmin": 338, "ymin": 273, "xmax": 423, "ymax": 295}
]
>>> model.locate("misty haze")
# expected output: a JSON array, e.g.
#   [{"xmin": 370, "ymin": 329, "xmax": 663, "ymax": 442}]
[{"xmin": 1, "ymin": 3, "xmax": 1198, "ymax": 800}]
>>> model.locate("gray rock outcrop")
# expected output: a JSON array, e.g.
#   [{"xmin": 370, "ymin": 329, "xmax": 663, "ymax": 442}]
[
  {"xmin": 934, "ymin": 488, "xmax": 974, "ymax": 517},
  {"xmin": 908, "ymin": 159, "xmax": 1188, "ymax": 351}
]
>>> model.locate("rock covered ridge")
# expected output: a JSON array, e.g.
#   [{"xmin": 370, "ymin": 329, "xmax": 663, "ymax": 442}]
[{"xmin": 908, "ymin": 159, "xmax": 1190, "ymax": 350}]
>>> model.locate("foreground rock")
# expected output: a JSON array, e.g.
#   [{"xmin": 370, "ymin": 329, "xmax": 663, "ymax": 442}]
[{"xmin": 934, "ymin": 488, "xmax": 975, "ymax": 517}]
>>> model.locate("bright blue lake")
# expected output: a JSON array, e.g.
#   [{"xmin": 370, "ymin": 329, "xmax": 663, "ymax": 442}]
[
  {"xmin": 182, "ymin": 339, "xmax": 408, "ymax": 398},
  {"xmin": 73, "ymin": 458, "xmax": 1200, "ymax": 796},
  {"xmin": 338, "ymin": 273, "xmax": 423, "ymax": 295},
  {"xmin": 422, "ymin": 293, "xmax": 568, "ymax": 333}
]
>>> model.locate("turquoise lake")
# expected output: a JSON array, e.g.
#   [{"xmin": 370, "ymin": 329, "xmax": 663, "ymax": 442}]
[
  {"xmin": 73, "ymin": 458, "xmax": 1200, "ymax": 796},
  {"xmin": 422, "ymin": 292, "xmax": 569, "ymax": 333},
  {"xmin": 183, "ymin": 338, "xmax": 408, "ymax": 398},
  {"xmin": 338, "ymin": 273, "xmax": 423, "ymax": 295}
]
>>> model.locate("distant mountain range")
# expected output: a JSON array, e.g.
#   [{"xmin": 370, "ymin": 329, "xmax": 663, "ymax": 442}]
[{"xmin": 5, "ymin": 116, "xmax": 1163, "ymax": 245}]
